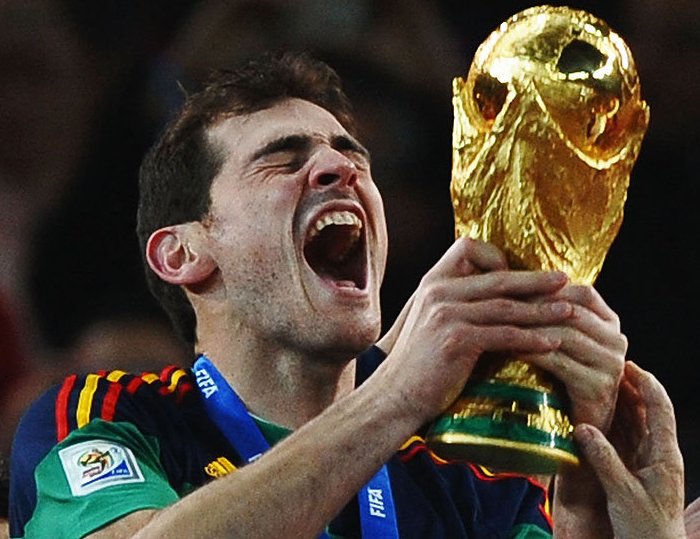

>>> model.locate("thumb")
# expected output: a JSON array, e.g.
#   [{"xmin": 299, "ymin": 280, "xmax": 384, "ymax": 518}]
[{"xmin": 376, "ymin": 293, "xmax": 415, "ymax": 354}]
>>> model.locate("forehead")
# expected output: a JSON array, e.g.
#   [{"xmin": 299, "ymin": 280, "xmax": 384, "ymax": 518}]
[{"xmin": 207, "ymin": 98, "xmax": 349, "ymax": 163}]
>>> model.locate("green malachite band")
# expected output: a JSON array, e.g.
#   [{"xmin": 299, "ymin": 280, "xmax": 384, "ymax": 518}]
[
  {"xmin": 427, "ymin": 381, "xmax": 578, "ymax": 474},
  {"xmin": 461, "ymin": 381, "xmax": 565, "ymax": 410},
  {"xmin": 428, "ymin": 415, "xmax": 576, "ymax": 454}
]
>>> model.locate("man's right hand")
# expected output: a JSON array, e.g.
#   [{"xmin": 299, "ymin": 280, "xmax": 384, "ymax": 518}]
[{"xmin": 376, "ymin": 236, "xmax": 572, "ymax": 424}]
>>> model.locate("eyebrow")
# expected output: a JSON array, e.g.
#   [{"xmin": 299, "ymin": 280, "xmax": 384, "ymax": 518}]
[
  {"xmin": 250, "ymin": 133, "xmax": 371, "ymax": 163},
  {"xmin": 331, "ymin": 134, "xmax": 371, "ymax": 160},
  {"xmin": 251, "ymin": 135, "xmax": 311, "ymax": 162}
]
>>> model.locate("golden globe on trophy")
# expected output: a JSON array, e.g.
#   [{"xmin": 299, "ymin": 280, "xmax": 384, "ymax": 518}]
[{"xmin": 425, "ymin": 5, "xmax": 649, "ymax": 474}]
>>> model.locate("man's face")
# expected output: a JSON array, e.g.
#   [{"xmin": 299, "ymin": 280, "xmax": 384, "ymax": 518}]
[{"xmin": 202, "ymin": 98, "xmax": 388, "ymax": 358}]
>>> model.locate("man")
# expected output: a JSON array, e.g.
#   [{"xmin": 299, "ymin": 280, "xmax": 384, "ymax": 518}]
[{"xmin": 10, "ymin": 52, "xmax": 628, "ymax": 538}]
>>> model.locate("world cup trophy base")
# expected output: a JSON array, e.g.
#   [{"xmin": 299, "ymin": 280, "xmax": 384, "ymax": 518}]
[{"xmin": 425, "ymin": 375, "xmax": 579, "ymax": 475}]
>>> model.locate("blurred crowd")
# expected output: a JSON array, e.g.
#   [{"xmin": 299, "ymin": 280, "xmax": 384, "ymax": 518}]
[{"xmin": 1, "ymin": 0, "xmax": 699, "ymax": 522}]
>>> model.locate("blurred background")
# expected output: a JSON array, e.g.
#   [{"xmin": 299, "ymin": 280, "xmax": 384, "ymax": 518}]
[{"xmin": 0, "ymin": 0, "xmax": 698, "ymax": 504}]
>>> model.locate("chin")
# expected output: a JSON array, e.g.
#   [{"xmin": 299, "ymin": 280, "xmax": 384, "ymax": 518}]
[
  {"xmin": 344, "ymin": 321, "xmax": 381, "ymax": 354},
  {"xmin": 313, "ymin": 316, "xmax": 381, "ymax": 358}
]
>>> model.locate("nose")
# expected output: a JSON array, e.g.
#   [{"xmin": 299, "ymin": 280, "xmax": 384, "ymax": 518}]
[{"xmin": 308, "ymin": 146, "xmax": 358, "ymax": 189}]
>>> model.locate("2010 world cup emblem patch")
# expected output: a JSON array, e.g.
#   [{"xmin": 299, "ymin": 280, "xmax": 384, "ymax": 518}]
[{"xmin": 58, "ymin": 439, "xmax": 144, "ymax": 496}]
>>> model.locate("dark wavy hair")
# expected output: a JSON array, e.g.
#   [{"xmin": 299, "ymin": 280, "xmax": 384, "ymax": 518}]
[{"xmin": 136, "ymin": 51, "xmax": 356, "ymax": 345}]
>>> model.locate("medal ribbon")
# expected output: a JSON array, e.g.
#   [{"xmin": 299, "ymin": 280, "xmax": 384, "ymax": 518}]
[{"xmin": 193, "ymin": 355, "xmax": 399, "ymax": 538}]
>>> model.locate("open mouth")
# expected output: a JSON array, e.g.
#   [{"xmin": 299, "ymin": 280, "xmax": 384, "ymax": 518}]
[{"xmin": 303, "ymin": 209, "xmax": 367, "ymax": 290}]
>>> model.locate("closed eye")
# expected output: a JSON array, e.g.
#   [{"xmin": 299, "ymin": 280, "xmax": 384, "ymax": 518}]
[
  {"xmin": 272, "ymin": 152, "xmax": 307, "ymax": 172},
  {"xmin": 252, "ymin": 135, "xmax": 311, "ymax": 172},
  {"xmin": 250, "ymin": 133, "xmax": 370, "ymax": 172},
  {"xmin": 331, "ymin": 135, "xmax": 371, "ymax": 170},
  {"xmin": 252, "ymin": 135, "xmax": 310, "ymax": 160}
]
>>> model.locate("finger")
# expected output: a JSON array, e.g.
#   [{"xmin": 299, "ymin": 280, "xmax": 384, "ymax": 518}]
[
  {"xmin": 538, "ymin": 325, "xmax": 626, "ymax": 370},
  {"xmin": 425, "ymin": 270, "xmax": 569, "ymax": 305},
  {"xmin": 455, "ymin": 237, "xmax": 509, "ymax": 273},
  {"xmin": 523, "ymin": 347, "xmax": 621, "ymax": 429},
  {"xmin": 445, "ymin": 297, "xmax": 573, "ymax": 327},
  {"xmin": 524, "ymin": 327, "xmax": 623, "ymax": 380},
  {"xmin": 626, "ymin": 362, "xmax": 682, "ymax": 462},
  {"xmin": 455, "ymin": 325, "xmax": 561, "ymax": 356},
  {"xmin": 405, "ymin": 299, "xmax": 565, "ymax": 353},
  {"xmin": 613, "ymin": 371, "xmax": 646, "ymax": 435},
  {"xmin": 618, "ymin": 369, "xmax": 643, "ymax": 410},
  {"xmin": 608, "ymin": 369, "xmax": 647, "ymax": 460},
  {"xmin": 559, "ymin": 303, "xmax": 628, "ymax": 356},
  {"xmin": 552, "ymin": 285, "xmax": 620, "ymax": 328},
  {"xmin": 625, "ymin": 363, "xmax": 675, "ymax": 424},
  {"xmin": 426, "ymin": 237, "xmax": 508, "ymax": 280},
  {"xmin": 574, "ymin": 423, "xmax": 637, "ymax": 495}
]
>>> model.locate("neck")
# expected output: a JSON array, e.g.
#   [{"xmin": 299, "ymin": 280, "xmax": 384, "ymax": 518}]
[{"xmin": 196, "ymin": 331, "xmax": 357, "ymax": 430}]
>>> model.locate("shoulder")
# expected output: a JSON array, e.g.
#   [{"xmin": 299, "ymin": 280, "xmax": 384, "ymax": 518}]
[
  {"xmin": 355, "ymin": 345, "xmax": 386, "ymax": 386},
  {"xmin": 11, "ymin": 366, "xmax": 197, "ymax": 486},
  {"xmin": 9, "ymin": 366, "xmax": 199, "ymax": 538},
  {"xmin": 54, "ymin": 366, "xmax": 197, "ymax": 440}
]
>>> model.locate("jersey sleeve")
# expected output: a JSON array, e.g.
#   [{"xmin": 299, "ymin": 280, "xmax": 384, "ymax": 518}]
[
  {"xmin": 10, "ymin": 368, "xmax": 196, "ymax": 539},
  {"xmin": 21, "ymin": 419, "xmax": 178, "ymax": 539}
]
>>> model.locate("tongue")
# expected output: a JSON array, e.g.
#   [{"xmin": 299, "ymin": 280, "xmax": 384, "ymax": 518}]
[
  {"xmin": 333, "ymin": 279, "xmax": 358, "ymax": 289},
  {"xmin": 317, "ymin": 269, "xmax": 357, "ymax": 289}
]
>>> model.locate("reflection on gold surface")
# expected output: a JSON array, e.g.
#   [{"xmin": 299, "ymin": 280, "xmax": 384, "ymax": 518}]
[{"xmin": 451, "ymin": 5, "xmax": 648, "ymax": 284}]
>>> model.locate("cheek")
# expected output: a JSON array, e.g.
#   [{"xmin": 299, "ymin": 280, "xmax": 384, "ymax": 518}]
[
  {"xmin": 212, "ymin": 184, "xmax": 297, "ymax": 240},
  {"xmin": 209, "ymin": 200, "xmax": 297, "ymax": 277}
]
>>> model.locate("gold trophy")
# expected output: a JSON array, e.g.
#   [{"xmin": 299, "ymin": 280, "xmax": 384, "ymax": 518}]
[{"xmin": 425, "ymin": 5, "xmax": 649, "ymax": 474}]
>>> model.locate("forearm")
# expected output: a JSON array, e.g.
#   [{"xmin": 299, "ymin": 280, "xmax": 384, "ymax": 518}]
[{"xmin": 124, "ymin": 371, "xmax": 417, "ymax": 538}]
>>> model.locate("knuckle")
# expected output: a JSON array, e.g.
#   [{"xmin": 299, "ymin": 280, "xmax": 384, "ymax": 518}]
[
  {"xmin": 609, "ymin": 311, "xmax": 621, "ymax": 331},
  {"xmin": 455, "ymin": 235, "xmax": 473, "ymax": 252},
  {"xmin": 439, "ymin": 333, "xmax": 461, "ymax": 355},
  {"xmin": 567, "ymin": 284, "xmax": 593, "ymax": 306},
  {"xmin": 485, "ymin": 272, "xmax": 508, "ymax": 295},
  {"xmin": 539, "ymin": 301, "xmax": 560, "ymax": 319},
  {"xmin": 492, "ymin": 298, "xmax": 516, "ymax": 317},
  {"xmin": 499, "ymin": 326, "xmax": 522, "ymax": 345},
  {"xmin": 429, "ymin": 302, "xmax": 452, "ymax": 326},
  {"xmin": 418, "ymin": 270, "xmax": 436, "ymax": 288},
  {"xmin": 579, "ymin": 285, "xmax": 596, "ymax": 305},
  {"xmin": 422, "ymin": 281, "xmax": 448, "ymax": 304}
]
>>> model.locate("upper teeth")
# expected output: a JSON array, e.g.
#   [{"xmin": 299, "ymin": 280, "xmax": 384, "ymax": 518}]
[{"xmin": 308, "ymin": 210, "xmax": 362, "ymax": 239}]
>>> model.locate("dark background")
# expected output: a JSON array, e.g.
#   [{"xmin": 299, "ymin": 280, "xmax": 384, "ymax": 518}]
[{"xmin": 1, "ymin": 0, "xmax": 698, "ymax": 499}]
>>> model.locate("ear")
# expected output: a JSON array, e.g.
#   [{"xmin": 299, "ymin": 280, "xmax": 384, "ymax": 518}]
[{"xmin": 145, "ymin": 224, "xmax": 217, "ymax": 286}]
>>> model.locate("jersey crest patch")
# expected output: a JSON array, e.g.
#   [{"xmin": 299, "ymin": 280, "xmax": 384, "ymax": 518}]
[{"xmin": 58, "ymin": 439, "xmax": 144, "ymax": 496}]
